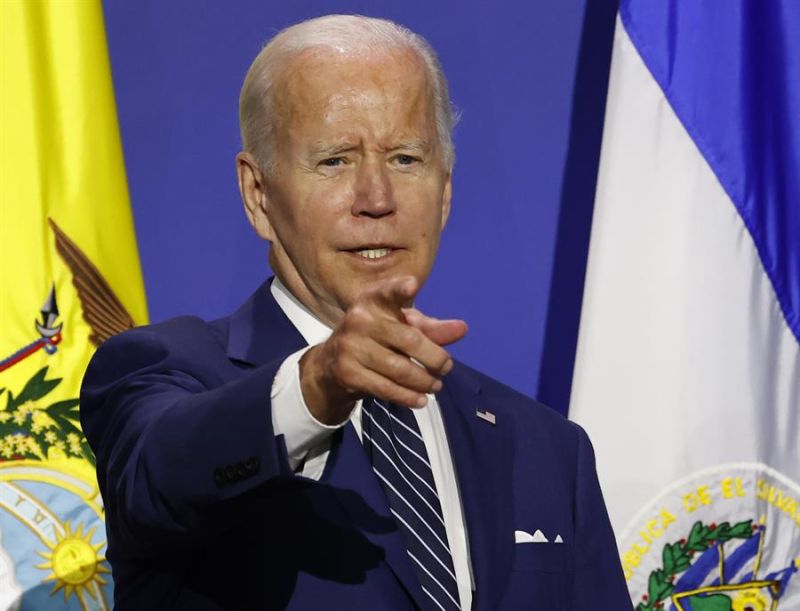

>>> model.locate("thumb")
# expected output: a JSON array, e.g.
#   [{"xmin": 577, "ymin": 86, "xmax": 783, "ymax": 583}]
[{"xmin": 402, "ymin": 308, "xmax": 468, "ymax": 346}]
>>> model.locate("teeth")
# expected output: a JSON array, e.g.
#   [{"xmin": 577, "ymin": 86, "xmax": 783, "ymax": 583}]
[{"xmin": 357, "ymin": 248, "xmax": 391, "ymax": 259}]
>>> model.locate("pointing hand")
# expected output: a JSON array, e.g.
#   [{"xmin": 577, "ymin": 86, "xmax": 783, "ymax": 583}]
[{"xmin": 299, "ymin": 276, "xmax": 468, "ymax": 425}]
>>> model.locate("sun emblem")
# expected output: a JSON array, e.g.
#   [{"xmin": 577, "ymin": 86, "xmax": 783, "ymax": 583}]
[
  {"xmin": 35, "ymin": 521, "xmax": 110, "ymax": 606},
  {"xmin": 731, "ymin": 588, "xmax": 770, "ymax": 611}
]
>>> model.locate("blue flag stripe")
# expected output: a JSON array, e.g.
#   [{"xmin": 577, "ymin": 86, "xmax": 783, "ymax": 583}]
[{"xmin": 620, "ymin": 0, "xmax": 800, "ymax": 343}]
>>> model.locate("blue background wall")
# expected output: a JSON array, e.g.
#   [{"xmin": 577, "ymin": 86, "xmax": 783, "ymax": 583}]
[{"xmin": 101, "ymin": 0, "xmax": 617, "ymax": 414}]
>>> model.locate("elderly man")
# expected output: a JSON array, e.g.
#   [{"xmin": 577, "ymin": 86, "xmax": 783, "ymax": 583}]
[{"xmin": 82, "ymin": 14, "xmax": 631, "ymax": 611}]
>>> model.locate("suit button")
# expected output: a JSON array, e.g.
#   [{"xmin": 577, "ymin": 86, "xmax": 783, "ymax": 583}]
[
  {"xmin": 245, "ymin": 457, "xmax": 260, "ymax": 474},
  {"xmin": 224, "ymin": 464, "xmax": 237, "ymax": 482},
  {"xmin": 236, "ymin": 462, "xmax": 248, "ymax": 478},
  {"xmin": 213, "ymin": 468, "xmax": 226, "ymax": 487}
]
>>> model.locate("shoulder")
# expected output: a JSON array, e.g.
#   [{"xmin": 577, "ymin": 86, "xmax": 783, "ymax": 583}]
[
  {"xmin": 94, "ymin": 314, "xmax": 227, "ymax": 362},
  {"xmin": 118, "ymin": 315, "xmax": 227, "ymax": 351},
  {"xmin": 449, "ymin": 360, "xmax": 591, "ymax": 470},
  {"xmin": 451, "ymin": 360, "xmax": 584, "ymax": 440},
  {"xmin": 82, "ymin": 315, "xmax": 231, "ymax": 391}
]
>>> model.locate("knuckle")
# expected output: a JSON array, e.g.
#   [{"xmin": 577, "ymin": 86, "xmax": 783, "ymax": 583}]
[
  {"xmin": 433, "ymin": 350, "xmax": 450, "ymax": 372},
  {"xmin": 332, "ymin": 333, "xmax": 361, "ymax": 364},
  {"xmin": 400, "ymin": 327, "xmax": 422, "ymax": 349},
  {"xmin": 336, "ymin": 334, "xmax": 356, "ymax": 356},
  {"xmin": 375, "ymin": 379, "xmax": 394, "ymax": 398},
  {"xmin": 346, "ymin": 304, "xmax": 372, "ymax": 327},
  {"xmin": 332, "ymin": 355, "xmax": 355, "ymax": 382},
  {"xmin": 386, "ymin": 355, "xmax": 408, "ymax": 376}
]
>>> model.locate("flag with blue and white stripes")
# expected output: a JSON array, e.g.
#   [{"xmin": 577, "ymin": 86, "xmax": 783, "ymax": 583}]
[{"xmin": 569, "ymin": 1, "xmax": 800, "ymax": 609}]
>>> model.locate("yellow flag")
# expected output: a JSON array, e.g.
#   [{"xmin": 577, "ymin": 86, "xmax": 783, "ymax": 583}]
[{"xmin": 0, "ymin": 1, "xmax": 147, "ymax": 607}]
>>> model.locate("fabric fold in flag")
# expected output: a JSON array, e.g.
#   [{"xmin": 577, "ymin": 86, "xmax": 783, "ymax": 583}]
[
  {"xmin": 0, "ymin": 1, "xmax": 148, "ymax": 608},
  {"xmin": 569, "ymin": 1, "xmax": 800, "ymax": 610}
]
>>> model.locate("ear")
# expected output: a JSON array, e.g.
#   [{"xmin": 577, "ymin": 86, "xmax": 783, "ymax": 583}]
[
  {"xmin": 236, "ymin": 151, "xmax": 274, "ymax": 241},
  {"xmin": 440, "ymin": 171, "xmax": 453, "ymax": 229}
]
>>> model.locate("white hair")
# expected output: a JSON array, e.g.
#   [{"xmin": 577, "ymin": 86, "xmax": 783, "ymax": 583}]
[{"xmin": 239, "ymin": 14, "xmax": 457, "ymax": 173}]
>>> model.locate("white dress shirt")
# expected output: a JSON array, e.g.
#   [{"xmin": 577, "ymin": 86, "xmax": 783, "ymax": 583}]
[{"xmin": 268, "ymin": 277, "xmax": 474, "ymax": 609}]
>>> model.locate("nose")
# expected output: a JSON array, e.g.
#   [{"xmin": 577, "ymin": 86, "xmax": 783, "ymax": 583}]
[{"xmin": 351, "ymin": 158, "xmax": 396, "ymax": 218}]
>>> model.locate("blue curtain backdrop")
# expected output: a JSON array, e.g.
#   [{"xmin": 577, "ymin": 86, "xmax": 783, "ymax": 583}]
[{"xmin": 102, "ymin": 0, "xmax": 617, "ymax": 414}]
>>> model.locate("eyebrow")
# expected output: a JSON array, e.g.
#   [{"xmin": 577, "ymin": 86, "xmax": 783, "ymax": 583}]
[
  {"xmin": 309, "ymin": 138, "xmax": 432, "ymax": 157},
  {"xmin": 309, "ymin": 142, "xmax": 359, "ymax": 157},
  {"xmin": 389, "ymin": 139, "xmax": 430, "ymax": 153}
]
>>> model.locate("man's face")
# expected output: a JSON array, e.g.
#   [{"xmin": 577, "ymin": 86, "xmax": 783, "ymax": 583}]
[{"xmin": 240, "ymin": 48, "xmax": 452, "ymax": 326}]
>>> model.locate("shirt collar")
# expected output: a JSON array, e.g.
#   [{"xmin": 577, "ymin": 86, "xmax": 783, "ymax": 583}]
[{"xmin": 270, "ymin": 276, "xmax": 332, "ymax": 346}]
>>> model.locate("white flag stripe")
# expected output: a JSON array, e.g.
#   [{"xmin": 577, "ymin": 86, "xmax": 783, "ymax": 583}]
[
  {"xmin": 570, "ymin": 17, "xmax": 800, "ymax": 534},
  {"xmin": 569, "ymin": 11, "xmax": 800, "ymax": 601}
]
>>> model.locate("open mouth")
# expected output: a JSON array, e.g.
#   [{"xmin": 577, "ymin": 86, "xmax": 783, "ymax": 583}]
[
  {"xmin": 343, "ymin": 244, "xmax": 402, "ymax": 261},
  {"xmin": 355, "ymin": 247, "xmax": 392, "ymax": 259}
]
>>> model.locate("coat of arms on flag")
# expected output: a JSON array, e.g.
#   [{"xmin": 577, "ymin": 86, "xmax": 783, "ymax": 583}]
[
  {"xmin": 621, "ymin": 465, "xmax": 800, "ymax": 610},
  {"xmin": 0, "ymin": 220, "xmax": 138, "ymax": 608},
  {"xmin": 1, "ymin": 1, "xmax": 148, "ymax": 608},
  {"xmin": 569, "ymin": 2, "xmax": 800, "ymax": 610}
]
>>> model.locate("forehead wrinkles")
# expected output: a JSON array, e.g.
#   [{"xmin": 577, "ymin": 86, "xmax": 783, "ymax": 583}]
[{"xmin": 274, "ymin": 49, "xmax": 437, "ymax": 145}]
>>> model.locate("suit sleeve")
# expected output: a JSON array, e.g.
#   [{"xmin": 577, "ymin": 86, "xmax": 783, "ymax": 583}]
[
  {"xmin": 571, "ymin": 423, "xmax": 634, "ymax": 610},
  {"xmin": 270, "ymin": 345, "xmax": 347, "ymax": 472},
  {"xmin": 80, "ymin": 326, "xmax": 295, "ymax": 554}
]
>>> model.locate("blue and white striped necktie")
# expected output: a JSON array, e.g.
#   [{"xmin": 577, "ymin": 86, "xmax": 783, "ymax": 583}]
[{"xmin": 361, "ymin": 397, "xmax": 461, "ymax": 611}]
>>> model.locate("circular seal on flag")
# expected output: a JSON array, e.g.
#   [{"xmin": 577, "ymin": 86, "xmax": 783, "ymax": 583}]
[
  {"xmin": 0, "ymin": 462, "xmax": 112, "ymax": 610},
  {"xmin": 0, "ymin": 225, "xmax": 135, "ymax": 610},
  {"xmin": 618, "ymin": 463, "xmax": 800, "ymax": 610},
  {"xmin": 0, "ymin": 361, "xmax": 113, "ymax": 610}
]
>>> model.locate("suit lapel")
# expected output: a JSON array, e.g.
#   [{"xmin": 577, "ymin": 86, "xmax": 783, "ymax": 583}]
[
  {"xmin": 322, "ymin": 425, "xmax": 428, "ymax": 609},
  {"xmin": 226, "ymin": 280, "xmax": 425, "ymax": 608},
  {"xmin": 226, "ymin": 279, "xmax": 307, "ymax": 365},
  {"xmin": 438, "ymin": 365, "xmax": 515, "ymax": 611}
]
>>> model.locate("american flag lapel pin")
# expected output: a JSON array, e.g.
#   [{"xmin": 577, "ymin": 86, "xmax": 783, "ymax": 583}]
[{"xmin": 476, "ymin": 409, "xmax": 496, "ymax": 425}]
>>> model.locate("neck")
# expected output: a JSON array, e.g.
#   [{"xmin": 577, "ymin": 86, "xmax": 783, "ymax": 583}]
[{"xmin": 270, "ymin": 268, "xmax": 343, "ymax": 329}]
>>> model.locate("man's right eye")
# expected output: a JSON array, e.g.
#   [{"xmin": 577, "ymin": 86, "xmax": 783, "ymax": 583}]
[{"xmin": 320, "ymin": 157, "xmax": 344, "ymax": 167}]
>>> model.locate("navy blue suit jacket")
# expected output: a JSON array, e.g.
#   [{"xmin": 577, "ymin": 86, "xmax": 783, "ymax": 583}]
[{"xmin": 81, "ymin": 281, "xmax": 632, "ymax": 610}]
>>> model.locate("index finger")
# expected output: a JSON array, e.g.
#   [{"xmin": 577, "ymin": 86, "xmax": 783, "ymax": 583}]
[{"xmin": 359, "ymin": 275, "xmax": 419, "ymax": 314}]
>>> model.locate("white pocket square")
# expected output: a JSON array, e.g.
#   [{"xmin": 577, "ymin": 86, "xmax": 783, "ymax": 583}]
[
  {"xmin": 515, "ymin": 529, "xmax": 565, "ymax": 544},
  {"xmin": 515, "ymin": 529, "xmax": 548, "ymax": 543}
]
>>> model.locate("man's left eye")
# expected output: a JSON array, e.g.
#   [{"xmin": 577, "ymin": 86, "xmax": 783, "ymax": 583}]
[{"xmin": 395, "ymin": 154, "xmax": 418, "ymax": 165}]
